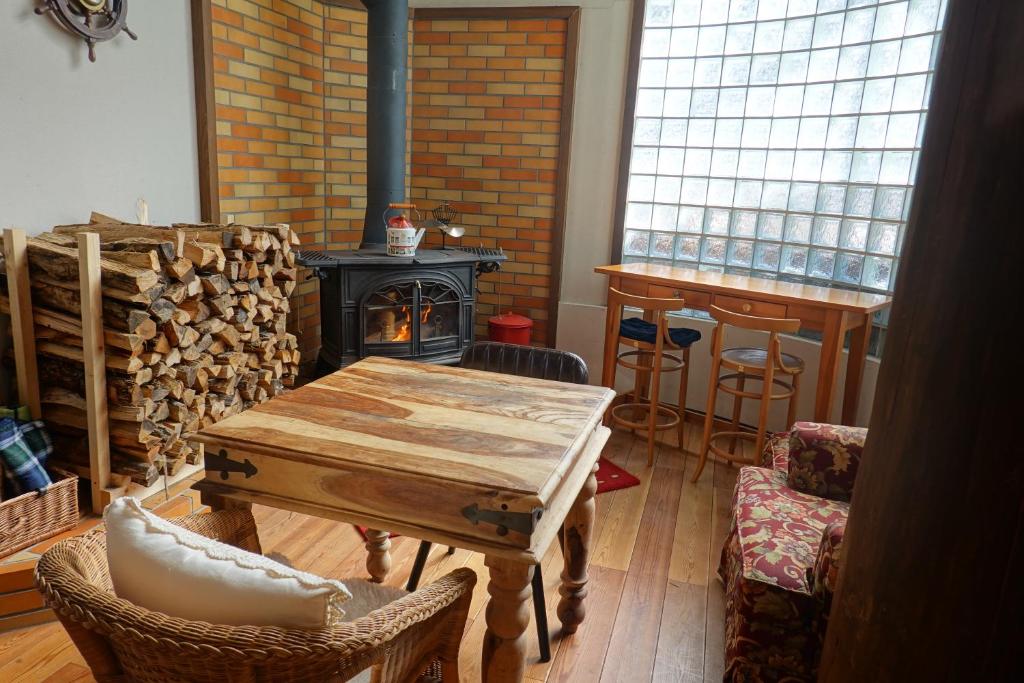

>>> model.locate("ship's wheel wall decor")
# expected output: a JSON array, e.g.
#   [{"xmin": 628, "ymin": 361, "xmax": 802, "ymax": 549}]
[{"xmin": 35, "ymin": 0, "xmax": 137, "ymax": 63}]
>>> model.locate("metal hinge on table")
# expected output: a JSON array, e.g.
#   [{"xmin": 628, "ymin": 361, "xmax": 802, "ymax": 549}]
[
  {"xmin": 205, "ymin": 449, "xmax": 258, "ymax": 480},
  {"xmin": 462, "ymin": 503, "xmax": 543, "ymax": 537}
]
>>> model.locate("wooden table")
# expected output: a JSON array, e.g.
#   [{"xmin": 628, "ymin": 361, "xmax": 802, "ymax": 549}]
[
  {"xmin": 192, "ymin": 356, "xmax": 614, "ymax": 682},
  {"xmin": 595, "ymin": 263, "xmax": 892, "ymax": 424}
]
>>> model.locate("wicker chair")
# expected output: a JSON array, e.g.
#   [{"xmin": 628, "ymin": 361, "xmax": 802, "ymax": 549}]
[{"xmin": 34, "ymin": 509, "xmax": 476, "ymax": 683}]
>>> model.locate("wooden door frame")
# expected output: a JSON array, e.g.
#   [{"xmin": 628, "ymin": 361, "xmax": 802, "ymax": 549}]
[
  {"xmin": 412, "ymin": 6, "xmax": 581, "ymax": 349},
  {"xmin": 608, "ymin": 0, "xmax": 646, "ymax": 266},
  {"xmin": 190, "ymin": 0, "xmax": 219, "ymax": 223}
]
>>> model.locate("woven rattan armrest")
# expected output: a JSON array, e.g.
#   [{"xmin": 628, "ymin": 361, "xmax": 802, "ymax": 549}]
[{"xmin": 35, "ymin": 510, "xmax": 476, "ymax": 682}]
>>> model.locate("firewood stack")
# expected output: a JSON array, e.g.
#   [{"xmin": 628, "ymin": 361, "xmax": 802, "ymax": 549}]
[{"xmin": 0, "ymin": 221, "xmax": 301, "ymax": 487}]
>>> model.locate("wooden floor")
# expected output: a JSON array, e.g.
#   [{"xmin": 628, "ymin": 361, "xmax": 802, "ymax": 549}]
[{"xmin": 0, "ymin": 426, "xmax": 739, "ymax": 683}]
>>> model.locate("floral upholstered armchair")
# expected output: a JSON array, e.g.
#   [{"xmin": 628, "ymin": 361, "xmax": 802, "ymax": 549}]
[{"xmin": 718, "ymin": 422, "xmax": 866, "ymax": 682}]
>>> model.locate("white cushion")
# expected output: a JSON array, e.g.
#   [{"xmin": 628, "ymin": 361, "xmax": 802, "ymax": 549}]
[
  {"xmin": 337, "ymin": 580, "xmax": 409, "ymax": 683},
  {"xmin": 340, "ymin": 579, "xmax": 408, "ymax": 621},
  {"xmin": 103, "ymin": 497, "xmax": 352, "ymax": 628}
]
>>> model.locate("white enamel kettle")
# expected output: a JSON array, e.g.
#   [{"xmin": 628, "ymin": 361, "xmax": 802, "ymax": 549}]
[{"xmin": 385, "ymin": 203, "xmax": 426, "ymax": 257}]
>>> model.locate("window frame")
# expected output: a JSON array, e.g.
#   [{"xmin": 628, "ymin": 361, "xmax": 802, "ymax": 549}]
[{"xmin": 611, "ymin": 0, "xmax": 943, "ymax": 294}]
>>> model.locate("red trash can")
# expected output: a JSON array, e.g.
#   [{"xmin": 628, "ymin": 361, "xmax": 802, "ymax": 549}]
[{"xmin": 488, "ymin": 312, "xmax": 533, "ymax": 345}]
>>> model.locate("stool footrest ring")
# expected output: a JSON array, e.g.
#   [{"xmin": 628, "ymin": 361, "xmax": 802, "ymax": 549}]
[
  {"xmin": 616, "ymin": 349, "xmax": 685, "ymax": 373},
  {"xmin": 610, "ymin": 402, "xmax": 680, "ymax": 431},
  {"xmin": 706, "ymin": 431, "xmax": 757, "ymax": 465}
]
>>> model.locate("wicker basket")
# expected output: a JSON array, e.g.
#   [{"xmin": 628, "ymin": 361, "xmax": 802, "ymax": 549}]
[{"xmin": 0, "ymin": 473, "xmax": 79, "ymax": 558}]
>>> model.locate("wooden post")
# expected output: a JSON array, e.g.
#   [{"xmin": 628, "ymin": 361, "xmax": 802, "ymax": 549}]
[
  {"xmin": 77, "ymin": 233, "xmax": 116, "ymax": 513},
  {"xmin": 363, "ymin": 529, "xmax": 392, "ymax": 583},
  {"xmin": 2, "ymin": 228, "xmax": 42, "ymax": 419},
  {"xmin": 820, "ymin": 1, "xmax": 1024, "ymax": 679}
]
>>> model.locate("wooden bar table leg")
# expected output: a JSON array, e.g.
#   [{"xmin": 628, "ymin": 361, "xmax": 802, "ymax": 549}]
[
  {"xmin": 364, "ymin": 529, "xmax": 391, "ymax": 583},
  {"xmin": 813, "ymin": 310, "xmax": 848, "ymax": 422},
  {"xmin": 482, "ymin": 557, "xmax": 534, "ymax": 683},
  {"xmin": 841, "ymin": 313, "xmax": 871, "ymax": 425},
  {"xmin": 558, "ymin": 462, "xmax": 598, "ymax": 633}
]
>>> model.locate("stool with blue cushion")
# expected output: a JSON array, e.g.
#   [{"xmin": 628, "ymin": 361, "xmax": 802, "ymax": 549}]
[{"xmin": 603, "ymin": 287, "xmax": 702, "ymax": 466}]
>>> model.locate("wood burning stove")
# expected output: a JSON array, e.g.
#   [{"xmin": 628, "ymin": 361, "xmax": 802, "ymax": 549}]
[{"xmin": 299, "ymin": 246, "xmax": 504, "ymax": 373}]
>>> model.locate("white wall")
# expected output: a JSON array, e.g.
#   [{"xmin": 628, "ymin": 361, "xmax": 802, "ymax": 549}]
[
  {"xmin": 0, "ymin": 2, "xmax": 200, "ymax": 234},
  {"xmin": 412, "ymin": 0, "xmax": 881, "ymax": 428}
]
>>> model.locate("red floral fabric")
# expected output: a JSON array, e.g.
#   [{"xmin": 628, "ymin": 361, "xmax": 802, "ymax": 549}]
[
  {"xmin": 731, "ymin": 467, "xmax": 849, "ymax": 593},
  {"xmin": 786, "ymin": 422, "xmax": 867, "ymax": 503},
  {"xmin": 718, "ymin": 424, "xmax": 859, "ymax": 682},
  {"xmin": 811, "ymin": 522, "xmax": 845, "ymax": 599},
  {"xmin": 761, "ymin": 432, "xmax": 790, "ymax": 472}
]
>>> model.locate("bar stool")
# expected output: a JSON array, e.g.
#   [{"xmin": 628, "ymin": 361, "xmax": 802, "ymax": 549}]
[
  {"xmin": 692, "ymin": 305, "xmax": 805, "ymax": 482},
  {"xmin": 603, "ymin": 288, "xmax": 701, "ymax": 465}
]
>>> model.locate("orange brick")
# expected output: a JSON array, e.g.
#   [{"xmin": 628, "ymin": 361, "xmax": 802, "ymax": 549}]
[
  {"xmin": 485, "ymin": 107, "xmax": 524, "ymax": 120},
  {"xmin": 487, "ymin": 57, "xmax": 526, "ymax": 70},
  {"xmin": 231, "ymin": 123, "xmax": 262, "ymax": 138},
  {"xmin": 214, "ymin": 41, "xmax": 245, "ymax": 59},
  {"xmin": 447, "ymin": 130, "xmax": 485, "ymax": 143},
  {"xmin": 527, "ymin": 32, "xmax": 565, "ymax": 45},
  {"xmin": 500, "ymin": 169, "xmax": 539, "ymax": 181},
  {"xmin": 452, "ymin": 82, "xmax": 487, "ymax": 94},
  {"xmin": 505, "ymin": 95, "xmax": 544, "ymax": 108},
  {"xmin": 418, "ymin": 32, "xmax": 450, "ymax": 44},
  {"xmin": 234, "ymin": 154, "xmax": 264, "ymax": 168},
  {"xmin": 218, "ymin": 137, "xmax": 247, "ymax": 153},
  {"xmin": 508, "ymin": 19, "xmax": 549, "ymax": 32},
  {"xmin": 450, "ymin": 56, "xmax": 487, "ymax": 69},
  {"xmin": 490, "ymin": 32, "xmax": 528, "ymax": 45},
  {"xmin": 506, "ymin": 45, "xmax": 546, "ymax": 58},
  {"xmin": 212, "ymin": 7, "xmax": 243, "ymax": 28},
  {"xmin": 468, "ymin": 20, "xmax": 507, "ymax": 32},
  {"xmin": 482, "ymin": 156, "xmax": 519, "ymax": 169}
]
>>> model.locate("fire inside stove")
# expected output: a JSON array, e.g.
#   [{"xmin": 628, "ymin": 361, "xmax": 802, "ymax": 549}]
[
  {"xmin": 393, "ymin": 306, "xmax": 411, "ymax": 342},
  {"xmin": 364, "ymin": 283, "xmax": 458, "ymax": 345},
  {"xmin": 387, "ymin": 304, "xmax": 432, "ymax": 342}
]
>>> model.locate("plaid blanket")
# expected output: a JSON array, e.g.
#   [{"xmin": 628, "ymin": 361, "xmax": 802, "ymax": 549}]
[{"xmin": 0, "ymin": 417, "xmax": 54, "ymax": 495}]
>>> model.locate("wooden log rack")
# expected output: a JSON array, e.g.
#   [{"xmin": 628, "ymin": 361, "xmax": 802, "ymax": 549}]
[{"xmin": 3, "ymin": 228, "xmax": 204, "ymax": 512}]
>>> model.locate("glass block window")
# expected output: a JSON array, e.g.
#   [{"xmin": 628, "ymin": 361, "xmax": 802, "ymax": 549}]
[{"xmin": 622, "ymin": 0, "xmax": 948, "ymax": 294}]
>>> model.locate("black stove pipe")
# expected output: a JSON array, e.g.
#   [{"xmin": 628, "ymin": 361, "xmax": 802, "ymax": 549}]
[{"xmin": 360, "ymin": 0, "xmax": 409, "ymax": 248}]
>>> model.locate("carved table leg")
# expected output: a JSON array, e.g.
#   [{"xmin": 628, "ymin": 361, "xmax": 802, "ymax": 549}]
[
  {"xmin": 558, "ymin": 462, "xmax": 598, "ymax": 634},
  {"xmin": 482, "ymin": 557, "xmax": 534, "ymax": 683},
  {"xmin": 363, "ymin": 529, "xmax": 392, "ymax": 583}
]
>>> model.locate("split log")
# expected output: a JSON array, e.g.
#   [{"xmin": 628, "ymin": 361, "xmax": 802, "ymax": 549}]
[{"xmin": 27, "ymin": 238, "xmax": 161, "ymax": 295}]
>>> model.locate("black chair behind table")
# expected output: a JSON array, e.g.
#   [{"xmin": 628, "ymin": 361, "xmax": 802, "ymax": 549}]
[{"xmin": 406, "ymin": 341, "xmax": 590, "ymax": 663}]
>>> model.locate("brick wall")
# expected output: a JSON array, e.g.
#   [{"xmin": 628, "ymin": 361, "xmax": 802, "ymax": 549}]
[
  {"xmin": 409, "ymin": 16, "xmax": 569, "ymax": 344},
  {"xmin": 324, "ymin": 5, "xmax": 368, "ymax": 249},
  {"xmin": 211, "ymin": 0, "xmax": 367, "ymax": 364},
  {"xmin": 211, "ymin": 4, "xmax": 572, "ymax": 357}
]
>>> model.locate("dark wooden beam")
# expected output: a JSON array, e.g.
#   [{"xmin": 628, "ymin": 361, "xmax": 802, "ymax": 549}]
[
  {"xmin": 608, "ymin": 0, "xmax": 645, "ymax": 266},
  {"xmin": 323, "ymin": 0, "xmax": 366, "ymax": 9},
  {"xmin": 820, "ymin": 1, "xmax": 1024, "ymax": 680},
  {"xmin": 546, "ymin": 7, "xmax": 580, "ymax": 349},
  {"xmin": 189, "ymin": 0, "xmax": 220, "ymax": 223},
  {"xmin": 412, "ymin": 6, "xmax": 578, "ymax": 20}
]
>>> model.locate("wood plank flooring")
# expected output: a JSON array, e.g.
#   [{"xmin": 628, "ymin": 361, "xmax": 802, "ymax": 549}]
[{"xmin": 0, "ymin": 427, "xmax": 739, "ymax": 683}]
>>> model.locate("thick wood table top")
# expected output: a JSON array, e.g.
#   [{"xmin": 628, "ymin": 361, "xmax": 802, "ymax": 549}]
[
  {"xmin": 596, "ymin": 263, "xmax": 892, "ymax": 314},
  {"xmin": 193, "ymin": 357, "xmax": 615, "ymax": 561},
  {"xmin": 196, "ymin": 356, "xmax": 613, "ymax": 496}
]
